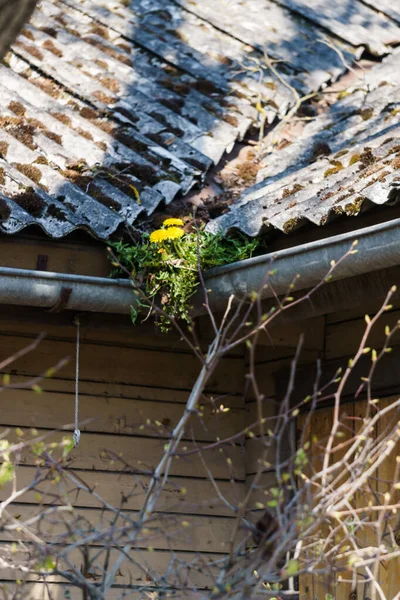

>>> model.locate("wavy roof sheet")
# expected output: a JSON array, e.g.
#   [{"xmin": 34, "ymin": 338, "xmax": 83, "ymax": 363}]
[
  {"xmin": 208, "ymin": 49, "xmax": 400, "ymax": 237},
  {"xmin": 0, "ymin": 0, "xmax": 398, "ymax": 239}
]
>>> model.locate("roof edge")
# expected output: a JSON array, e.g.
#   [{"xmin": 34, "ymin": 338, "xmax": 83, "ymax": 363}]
[
  {"xmin": 201, "ymin": 216, "xmax": 400, "ymax": 311},
  {"xmin": 0, "ymin": 216, "xmax": 400, "ymax": 316}
]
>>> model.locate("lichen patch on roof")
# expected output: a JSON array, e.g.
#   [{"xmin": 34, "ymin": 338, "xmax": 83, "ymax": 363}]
[
  {"xmin": 0, "ymin": 0, "xmax": 399, "ymax": 239},
  {"xmin": 208, "ymin": 49, "xmax": 400, "ymax": 237}
]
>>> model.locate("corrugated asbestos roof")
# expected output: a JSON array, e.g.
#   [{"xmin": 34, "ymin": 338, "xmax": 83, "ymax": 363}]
[
  {"xmin": 0, "ymin": 0, "xmax": 399, "ymax": 239},
  {"xmin": 208, "ymin": 48, "xmax": 400, "ymax": 237}
]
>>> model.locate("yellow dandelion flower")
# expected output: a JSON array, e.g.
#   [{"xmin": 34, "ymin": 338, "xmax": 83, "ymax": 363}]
[
  {"xmin": 164, "ymin": 226, "xmax": 184, "ymax": 240},
  {"xmin": 163, "ymin": 217, "xmax": 184, "ymax": 227},
  {"xmin": 150, "ymin": 229, "xmax": 170, "ymax": 243}
]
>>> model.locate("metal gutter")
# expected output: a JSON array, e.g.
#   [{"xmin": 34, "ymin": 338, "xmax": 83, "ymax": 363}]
[
  {"xmin": 0, "ymin": 217, "xmax": 399, "ymax": 314},
  {"xmin": 0, "ymin": 268, "xmax": 135, "ymax": 314},
  {"xmin": 203, "ymin": 216, "xmax": 400, "ymax": 311}
]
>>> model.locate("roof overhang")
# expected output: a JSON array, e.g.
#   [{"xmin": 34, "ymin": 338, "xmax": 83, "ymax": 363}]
[{"xmin": 1, "ymin": 215, "xmax": 399, "ymax": 318}]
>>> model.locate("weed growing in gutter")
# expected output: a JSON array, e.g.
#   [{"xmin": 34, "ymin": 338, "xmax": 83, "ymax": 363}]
[{"xmin": 110, "ymin": 218, "xmax": 259, "ymax": 330}]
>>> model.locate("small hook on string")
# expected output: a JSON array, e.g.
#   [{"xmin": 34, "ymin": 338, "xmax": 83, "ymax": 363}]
[{"xmin": 73, "ymin": 315, "xmax": 81, "ymax": 448}]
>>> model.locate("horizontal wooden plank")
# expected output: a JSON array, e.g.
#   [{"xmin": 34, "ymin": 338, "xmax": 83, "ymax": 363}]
[
  {"xmin": 0, "ymin": 333, "xmax": 244, "ymax": 393},
  {"xmin": 0, "ymin": 543, "xmax": 219, "ymax": 589},
  {"xmin": 289, "ymin": 347, "xmax": 400, "ymax": 405},
  {"xmin": 326, "ymin": 302, "xmax": 387, "ymax": 325},
  {"xmin": 0, "ymin": 388, "xmax": 245, "ymax": 443},
  {"xmin": 13, "ymin": 429, "xmax": 245, "ymax": 480},
  {"xmin": 1, "ymin": 585, "xmax": 207, "ymax": 600},
  {"xmin": 0, "ymin": 310, "xmax": 186, "ymax": 353},
  {"xmin": 246, "ymin": 398, "xmax": 279, "ymax": 425},
  {"xmin": 245, "ymin": 415, "xmax": 295, "ymax": 476},
  {"xmin": 253, "ymin": 317, "xmax": 325, "ymax": 352},
  {"xmin": 1, "ymin": 465, "xmax": 244, "ymax": 517},
  {"xmin": 0, "ymin": 372, "xmax": 232, "ymax": 404},
  {"xmin": 326, "ymin": 308, "xmax": 400, "ymax": 360},
  {"xmin": 0, "ymin": 305, "xmax": 320, "ymax": 357},
  {"xmin": 377, "ymin": 397, "xmax": 400, "ymax": 598},
  {"xmin": 259, "ymin": 265, "xmax": 400, "ymax": 326},
  {"xmin": 3, "ymin": 504, "xmax": 240, "ymax": 554},
  {"xmin": 0, "ymin": 583, "xmax": 204, "ymax": 600},
  {"xmin": 245, "ymin": 471, "xmax": 278, "ymax": 509},
  {"xmin": 252, "ymin": 358, "xmax": 290, "ymax": 398},
  {"xmin": 0, "ymin": 307, "xmax": 242, "ymax": 355},
  {"xmin": 0, "ymin": 374, "xmax": 246, "ymax": 412},
  {"xmin": 252, "ymin": 353, "xmax": 319, "ymax": 399},
  {"xmin": 245, "ymin": 437, "xmax": 279, "ymax": 477},
  {"xmin": 0, "ymin": 584, "xmax": 280, "ymax": 600},
  {"xmin": 0, "ymin": 583, "xmax": 193, "ymax": 600},
  {"xmin": 244, "ymin": 401, "xmax": 282, "ymax": 477},
  {"xmin": 252, "ymin": 347, "xmax": 302, "ymax": 365},
  {"xmin": 0, "ymin": 234, "xmax": 110, "ymax": 277}
]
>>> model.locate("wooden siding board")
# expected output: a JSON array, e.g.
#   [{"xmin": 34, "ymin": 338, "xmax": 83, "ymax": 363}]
[
  {"xmin": 0, "ymin": 309, "xmax": 245, "ymax": 355},
  {"xmin": 326, "ymin": 301, "xmax": 396, "ymax": 326},
  {"xmin": 245, "ymin": 471, "xmax": 278, "ymax": 509},
  {"xmin": 0, "ymin": 236, "xmax": 110, "ymax": 277},
  {"xmin": 245, "ymin": 437, "xmax": 278, "ymax": 477},
  {"xmin": 0, "ymin": 544, "xmax": 220, "ymax": 589},
  {"xmin": 1, "ymin": 503, "xmax": 240, "ymax": 554},
  {"xmin": 300, "ymin": 405, "xmax": 335, "ymax": 599},
  {"xmin": 13, "ymin": 429, "xmax": 245, "ymax": 480},
  {"xmin": 0, "ymin": 581, "xmax": 207, "ymax": 600},
  {"xmin": 252, "ymin": 358, "xmax": 292, "ymax": 398},
  {"xmin": 287, "ymin": 346, "xmax": 400, "ymax": 405},
  {"xmin": 0, "ymin": 389, "xmax": 245, "ymax": 443},
  {"xmin": 1, "ymin": 373, "xmax": 241, "ymax": 405},
  {"xmin": 0, "ymin": 333, "xmax": 244, "ymax": 393},
  {"xmin": 256, "ymin": 266, "xmax": 400, "ymax": 327},
  {"xmin": 299, "ymin": 398, "xmax": 400, "ymax": 598},
  {"xmin": 252, "ymin": 316, "xmax": 325, "ymax": 352},
  {"xmin": 326, "ymin": 308, "xmax": 400, "ymax": 360},
  {"xmin": 331, "ymin": 401, "xmax": 355, "ymax": 597},
  {"xmin": 246, "ymin": 398, "xmax": 279, "ymax": 427},
  {"xmin": 377, "ymin": 397, "xmax": 400, "ymax": 599},
  {"xmin": 298, "ymin": 396, "xmax": 400, "ymax": 600},
  {"xmin": 296, "ymin": 409, "xmax": 312, "ymax": 600},
  {"xmin": 351, "ymin": 399, "xmax": 378, "ymax": 600},
  {"xmin": 1, "ymin": 465, "xmax": 244, "ymax": 517}
]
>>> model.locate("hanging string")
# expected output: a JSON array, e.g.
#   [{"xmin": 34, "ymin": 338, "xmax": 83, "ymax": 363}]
[{"xmin": 73, "ymin": 316, "xmax": 81, "ymax": 448}]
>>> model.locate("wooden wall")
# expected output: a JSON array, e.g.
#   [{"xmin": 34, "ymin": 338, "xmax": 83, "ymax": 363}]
[
  {"xmin": 245, "ymin": 299, "xmax": 400, "ymax": 600},
  {"xmin": 298, "ymin": 395, "xmax": 400, "ymax": 600},
  {"xmin": 0, "ymin": 308, "xmax": 248, "ymax": 599},
  {"xmin": 297, "ymin": 305, "xmax": 400, "ymax": 600},
  {"xmin": 0, "ymin": 232, "xmax": 110, "ymax": 276},
  {"xmin": 245, "ymin": 316, "xmax": 325, "ymax": 526},
  {"xmin": 2, "ymin": 291, "xmax": 400, "ymax": 599}
]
